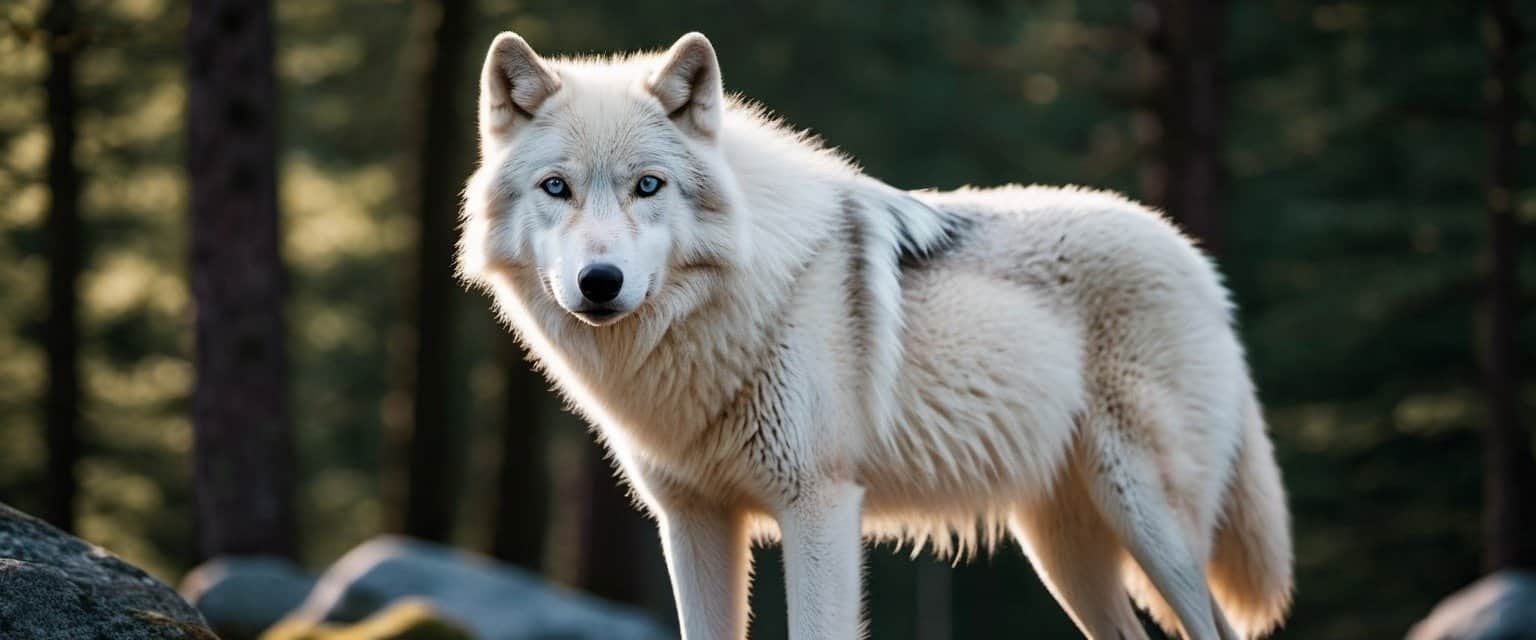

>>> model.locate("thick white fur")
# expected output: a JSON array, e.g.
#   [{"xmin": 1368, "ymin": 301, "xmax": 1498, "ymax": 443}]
[{"xmin": 461, "ymin": 32, "xmax": 1293, "ymax": 640}]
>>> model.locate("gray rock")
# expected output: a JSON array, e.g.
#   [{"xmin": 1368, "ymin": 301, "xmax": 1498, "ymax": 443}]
[
  {"xmin": 286, "ymin": 535, "xmax": 673, "ymax": 640},
  {"xmin": 263, "ymin": 598, "xmax": 474, "ymax": 640},
  {"xmin": 0, "ymin": 502, "xmax": 215, "ymax": 639},
  {"xmin": 1408, "ymin": 570, "xmax": 1536, "ymax": 640},
  {"xmin": 181, "ymin": 556, "xmax": 316, "ymax": 639}
]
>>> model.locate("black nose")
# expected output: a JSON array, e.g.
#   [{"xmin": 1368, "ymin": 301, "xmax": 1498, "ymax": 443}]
[{"xmin": 577, "ymin": 263, "xmax": 624, "ymax": 304}]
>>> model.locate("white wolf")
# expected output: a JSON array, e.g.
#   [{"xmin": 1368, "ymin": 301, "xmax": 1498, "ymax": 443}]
[{"xmin": 459, "ymin": 31, "xmax": 1292, "ymax": 640}]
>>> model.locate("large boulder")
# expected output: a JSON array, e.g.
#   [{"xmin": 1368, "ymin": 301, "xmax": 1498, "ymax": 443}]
[
  {"xmin": 279, "ymin": 536, "xmax": 672, "ymax": 640},
  {"xmin": 0, "ymin": 502, "xmax": 216, "ymax": 639},
  {"xmin": 1408, "ymin": 570, "xmax": 1536, "ymax": 640},
  {"xmin": 182, "ymin": 556, "xmax": 317, "ymax": 640}
]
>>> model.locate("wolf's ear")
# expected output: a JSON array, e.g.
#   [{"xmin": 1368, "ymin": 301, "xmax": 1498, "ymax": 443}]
[
  {"xmin": 647, "ymin": 33, "xmax": 724, "ymax": 139},
  {"xmin": 479, "ymin": 32, "xmax": 560, "ymax": 157}
]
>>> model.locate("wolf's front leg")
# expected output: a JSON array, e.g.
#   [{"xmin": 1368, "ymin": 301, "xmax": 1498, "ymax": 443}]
[
  {"xmin": 779, "ymin": 480, "xmax": 865, "ymax": 640},
  {"xmin": 658, "ymin": 507, "xmax": 751, "ymax": 640}
]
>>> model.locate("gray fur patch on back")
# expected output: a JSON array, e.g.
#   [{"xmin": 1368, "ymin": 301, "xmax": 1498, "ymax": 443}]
[
  {"xmin": 893, "ymin": 198, "xmax": 972, "ymax": 269},
  {"xmin": 841, "ymin": 194, "xmax": 873, "ymax": 361}
]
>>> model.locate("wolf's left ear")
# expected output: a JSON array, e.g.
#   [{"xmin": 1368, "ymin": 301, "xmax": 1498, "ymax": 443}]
[
  {"xmin": 648, "ymin": 33, "xmax": 724, "ymax": 139},
  {"xmin": 479, "ymin": 32, "xmax": 561, "ymax": 157}
]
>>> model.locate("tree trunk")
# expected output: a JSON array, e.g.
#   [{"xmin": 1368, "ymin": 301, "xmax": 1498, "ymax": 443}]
[
  {"xmin": 579, "ymin": 440, "xmax": 662, "ymax": 608},
  {"xmin": 1137, "ymin": 0, "xmax": 1226, "ymax": 254},
  {"xmin": 391, "ymin": 0, "xmax": 472, "ymax": 544},
  {"xmin": 491, "ymin": 338, "xmax": 548, "ymax": 569},
  {"xmin": 186, "ymin": 0, "xmax": 295, "ymax": 560},
  {"xmin": 914, "ymin": 560, "xmax": 952, "ymax": 640},
  {"xmin": 1482, "ymin": 0, "xmax": 1534, "ymax": 572},
  {"xmin": 42, "ymin": 0, "xmax": 81, "ymax": 533}
]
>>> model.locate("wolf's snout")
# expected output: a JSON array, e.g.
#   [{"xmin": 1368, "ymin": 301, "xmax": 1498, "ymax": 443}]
[{"xmin": 577, "ymin": 263, "xmax": 624, "ymax": 303}]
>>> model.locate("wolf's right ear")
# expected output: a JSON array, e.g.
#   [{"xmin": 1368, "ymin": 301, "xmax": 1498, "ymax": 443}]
[{"xmin": 479, "ymin": 32, "xmax": 560, "ymax": 157}]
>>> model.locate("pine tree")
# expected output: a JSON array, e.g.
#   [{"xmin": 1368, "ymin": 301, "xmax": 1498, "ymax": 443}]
[
  {"xmin": 186, "ymin": 0, "xmax": 295, "ymax": 559},
  {"xmin": 393, "ymin": 0, "xmax": 472, "ymax": 544},
  {"xmin": 42, "ymin": 0, "xmax": 81, "ymax": 533},
  {"xmin": 1481, "ymin": 0, "xmax": 1534, "ymax": 572}
]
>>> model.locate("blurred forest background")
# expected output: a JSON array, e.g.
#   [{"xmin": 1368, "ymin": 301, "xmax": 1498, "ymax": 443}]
[{"xmin": 1, "ymin": 0, "xmax": 1534, "ymax": 638}]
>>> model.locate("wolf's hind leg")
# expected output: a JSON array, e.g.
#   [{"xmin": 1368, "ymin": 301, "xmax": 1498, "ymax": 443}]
[
  {"xmin": 1079, "ymin": 404, "xmax": 1238, "ymax": 640},
  {"xmin": 1011, "ymin": 465, "xmax": 1149, "ymax": 640}
]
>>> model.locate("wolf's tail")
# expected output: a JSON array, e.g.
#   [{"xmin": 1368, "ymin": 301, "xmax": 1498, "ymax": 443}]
[{"xmin": 1208, "ymin": 397, "xmax": 1293, "ymax": 638}]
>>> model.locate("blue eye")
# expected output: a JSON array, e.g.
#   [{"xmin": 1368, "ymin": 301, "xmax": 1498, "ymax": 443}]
[
  {"xmin": 635, "ymin": 175, "xmax": 663, "ymax": 197},
  {"xmin": 540, "ymin": 177, "xmax": 570, "ymax": 198}
]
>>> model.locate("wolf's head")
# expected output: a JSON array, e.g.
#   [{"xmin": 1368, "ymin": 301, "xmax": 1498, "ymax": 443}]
[{"xmin": 460, "ymin": 32, "xmax": 747, "ymax": 328}]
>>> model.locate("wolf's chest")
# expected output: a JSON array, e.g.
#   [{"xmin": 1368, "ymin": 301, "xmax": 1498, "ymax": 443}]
[{"xmin": 605, "ymin": 350, "xmax": 830, "ymax": 509}]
